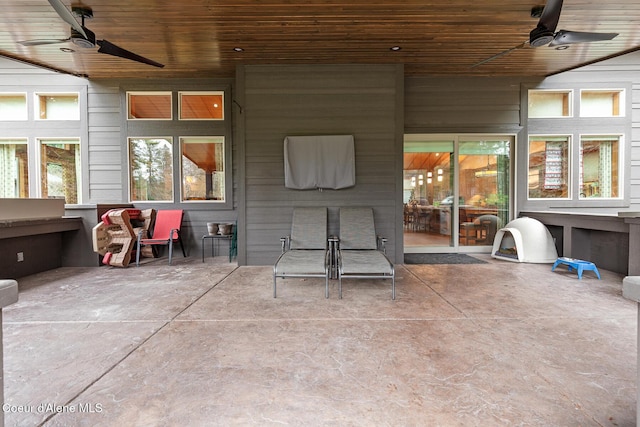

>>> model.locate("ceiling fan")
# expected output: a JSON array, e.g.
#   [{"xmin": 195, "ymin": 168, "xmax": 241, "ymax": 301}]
[
  {"xmin": 472, "ymin": 0, "xmax": 618, "ymax": 67},
  {"xmin": 18, "ymin": 0, "xmax": 164, "ymax": 68}
]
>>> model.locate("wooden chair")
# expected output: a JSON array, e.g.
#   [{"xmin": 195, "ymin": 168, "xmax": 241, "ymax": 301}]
[{"xmin": 135, "ymin": 210, "xmax": 186, "ymax": 266}]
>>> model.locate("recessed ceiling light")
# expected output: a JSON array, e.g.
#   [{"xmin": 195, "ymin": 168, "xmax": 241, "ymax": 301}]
[
  {"xmin": 555, "ymin": 45, "xmax": 570, "ymax": 50},
  {"xmin": 233, "ymin": 47, "xmax": 244, "ymax": 52},
  {"xmin": 60, "ymin": 47, "xmax": 75, "ymax": 53},
  {"xmin": 390, "ymin": 46, "xmax": 402, "ymax": 51}
]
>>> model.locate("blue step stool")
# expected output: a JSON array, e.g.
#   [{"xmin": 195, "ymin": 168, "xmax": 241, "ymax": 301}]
[{"xmin": 552, "ymin": 257, "xmax": 601, "ymax": 280}]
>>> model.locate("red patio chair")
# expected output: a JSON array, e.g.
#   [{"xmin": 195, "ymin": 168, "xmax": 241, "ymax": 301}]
[{"xmin": 135, "ymin": 210, "xmax": 186, "ymax": 266}]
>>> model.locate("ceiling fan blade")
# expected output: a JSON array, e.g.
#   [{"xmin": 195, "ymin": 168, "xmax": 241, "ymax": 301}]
[
  {"xmin": 47, "ymin": 0, "xmax": 87, "ymax": 39},
  {"xmin": 538, "ymin": 0, "xmax": 563, "ymax": 32},
  {"xmin": 549, "ymin": 30, "xmax": 618, "ymax": 46},
  {"xmin": 97, "ymin": 40, "xmax": 164, "ymax": 68},
  {"xmin": 19, "ymin": 38, "xmax": 70, "ymax": 46},
  {"xmin": 471, "ymin": 42, "xmax": 528, "ymax": 68}
]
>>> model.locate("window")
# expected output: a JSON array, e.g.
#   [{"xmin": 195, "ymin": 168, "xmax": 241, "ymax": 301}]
[
  {"xmin": 181, "ymin": 137, "xmax": 225, "ymax": 201},
  {"xmin": 36, "ymin": 93, "xmax": 79, "ymax": 120},
  {"xmin": 580, "ymin": 135, "xmax": 620, "ymax": 199},
  {"xmin": 528, "ymin": 136, "xmax": 570, "ymax": 199},
  {"xmin": 528, "ymin": 90, "xmax": 572, "ymax": 118},
  {"xmin": 0, "ymin": 94, "xmax": 27, "ymax": 120},
  {"xmin": 179, "ymin": 92, "xmax": 224, "ymax": 120},
  {"xmin": 580, "ymin": 90, "xmax": 624, "ymax": 117},
  {"xmin": 39, "ymin": 138, "xmax": 81, "ymax": 204},
  {"xmin": 127, "ymin": 92, "xmax": 172, "ymax": 120},
  {"xmin": 129, "ymin": 137, "xmax": 173, "ymax": 201},
  {"xmin": 0, "ymin": 139, "xmax": 29, "ymax": 197}
]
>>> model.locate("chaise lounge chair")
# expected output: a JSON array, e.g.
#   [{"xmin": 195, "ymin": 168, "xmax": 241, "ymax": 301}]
[
  {"xmin": 273, "ymin": 207, "xmax": 331, "ymax": 298},
  {"xmin": 337, "ymin": 207, "xmax": 395, "ymax": 299}
]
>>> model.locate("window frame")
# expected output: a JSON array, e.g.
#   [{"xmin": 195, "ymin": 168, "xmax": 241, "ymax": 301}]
[
  {"xmin": 126, "ymin": 91, "xmax": 173, "ymax": 120},
  {"xmin": 180, "ymin": 136, "xmax": 226, "ymax": 203},
  {"xmin": 0, "ymin": 138, "xmax": 30, "ymax": 198},
  {"xmin": 127, "ymin": 136, "xmax": 175, "ymax": 203},
  {"xmin": 122, "ymin": 84, "xmax": 233, "ymax": 209},
  {"xmin": 578, "ymin": 134, "xmax": 623, "ymax": 200},
  {"xmin": 34, "ymin": 92, "xmax": 80, "ymax": 121},
  {"xmin": 178, "ymin": 91, "xmax": 225, "ymax": 121},
  {"xmin": 528, "ymin": 89, "xmax": 573, "ymax": 119},
  {"xmin": 0, "ymin": 93, "xmax": 28, "ymax": 121},
  {"xmin": 526, "ymin": 134, "xmax": 572, "ymax": 201},
  {"xmin": 579, "ymin": 89, "xmax": 625, "ymax": 118},
  {"xmin": 521, "ymin": 82, "xmax": 631, "ymax": 211},
  {"xmin": 37, "ymin": 137, "xmax": 82, "ymax": 204}
]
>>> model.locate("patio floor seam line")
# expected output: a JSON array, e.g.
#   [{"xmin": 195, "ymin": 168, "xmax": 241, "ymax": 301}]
[
  {"xmin": 41, "ymin": 266, "xmax": 239, "ymax": 426},
  {"xmin": 171, "ymin": 315, "xmax": 621, "ymax": 322},
  {"xmin": 403, "ymin": 266, "xmax": 469, "ymax": 318},
  {"xmin": 3, "ymin": 320, "xmax": 173, "ymax": 325}
]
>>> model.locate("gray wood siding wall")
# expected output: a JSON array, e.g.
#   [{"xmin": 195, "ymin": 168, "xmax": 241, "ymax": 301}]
[
  {"xmin": 404, "ymin": 77, "xmax": 527, "ymax": 133},
  {"xmin": 237, "ymin": 64, "xmax": 404, "ymax": 265},
  {"xmin": 87, "ymin": 81, "xmax": 122, "ymax": 202}
]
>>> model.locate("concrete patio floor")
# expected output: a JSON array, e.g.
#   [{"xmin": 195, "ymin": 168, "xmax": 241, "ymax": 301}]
[{"xmin": 2, "ymin": 254, "xmax": 637, "ymax": 426}]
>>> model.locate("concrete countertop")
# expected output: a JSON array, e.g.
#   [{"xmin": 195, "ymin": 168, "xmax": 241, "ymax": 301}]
[
  {"xmin": 0, "ymin": 280, "xmax": 18, "ymax": 308},
  {"xmin": 623, "ymin": 276, "xmax": 640, "ymax": 303}
]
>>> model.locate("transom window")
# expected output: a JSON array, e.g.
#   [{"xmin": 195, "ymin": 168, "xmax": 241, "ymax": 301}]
[
  {"xmin": 580, "ymin": 90, "xmax": 624, "ymax": 117},
  {"xmin": 0, "ymin": 94, "xmax": 27, "ymax": 120},
  {"xmin": 528, "ymin": 90, "xmax": 572, "ymax": 118},
  {"xmin": 179, "ymin": 92, "xmax": 224, "ymax": 120},
  {"xmin": 127, "ymin": 92, "xmax": 172, "ymax": 120},
  {"xmin": 36, "ymin": 93, "xmax": 79, "ymax": 120}
]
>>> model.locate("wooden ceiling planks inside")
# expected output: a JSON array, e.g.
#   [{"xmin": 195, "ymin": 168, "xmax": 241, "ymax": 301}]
[{"xmin": 0, "ymin": 0, "xmax": 638, "ymax": 79}]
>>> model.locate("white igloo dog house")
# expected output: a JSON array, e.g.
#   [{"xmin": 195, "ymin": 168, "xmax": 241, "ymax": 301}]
[{"xmin": 491, "ymin": 217, "xmax": 558, "ymax": 263}]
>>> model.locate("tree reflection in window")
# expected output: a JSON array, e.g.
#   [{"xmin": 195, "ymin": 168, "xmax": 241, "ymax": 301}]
[
  {"xmin": 129, "ymin": 137, "xmax": 173, "ymax": 201},
  {"xmin": 39, "ymin": 139, "xmax": 80, "ymax": 204}
]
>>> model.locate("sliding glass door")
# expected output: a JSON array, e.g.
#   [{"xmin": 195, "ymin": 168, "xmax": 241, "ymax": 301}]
[{"xmin": 404, "ymin": 134, "xmax": 513, "ymax": 253}]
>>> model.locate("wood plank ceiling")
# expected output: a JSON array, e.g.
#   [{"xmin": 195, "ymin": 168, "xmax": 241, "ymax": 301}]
[{"xmin": 0, "ymin": 0, "xmax": 639, "ymax": 79}]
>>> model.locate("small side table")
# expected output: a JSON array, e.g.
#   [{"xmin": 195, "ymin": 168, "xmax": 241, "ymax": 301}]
[
  {"xmin": 328, "ymin": 236, "xmax": 339, "ymax": 279},
  {"xmin": 202, "ymin": 234, "xmax": 233, "ymax": 262}
]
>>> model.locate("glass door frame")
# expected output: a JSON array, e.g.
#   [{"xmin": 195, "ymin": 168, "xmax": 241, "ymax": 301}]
[{"xmin": 403, "ymin": 133, "xmax": 516, "ymax": 254}]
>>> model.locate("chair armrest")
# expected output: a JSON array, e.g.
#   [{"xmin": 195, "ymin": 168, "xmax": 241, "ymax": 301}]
[
  {"xmin": 170, "ymin": 228, "xmax": 180, "ymax": 240},
  {"xmin": 328, "ymin": 235, "xmax": 339, "ymax": 250},
  {"xmin": 280, "ymin": 236, "xmax": 290, "ymax": 253},
  {"xmin": 376, "ymin": 235, "xmax": 387, "ymax": 254}
]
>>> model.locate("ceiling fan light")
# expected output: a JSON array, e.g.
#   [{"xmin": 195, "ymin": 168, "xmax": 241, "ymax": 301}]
[
  {"xmin": 70, "ymin": 27, "xmax": 95, "ymax": 48},
  {"xmin": 529, "ymin": 26, "xmax": 554, "ymax": 47}
]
